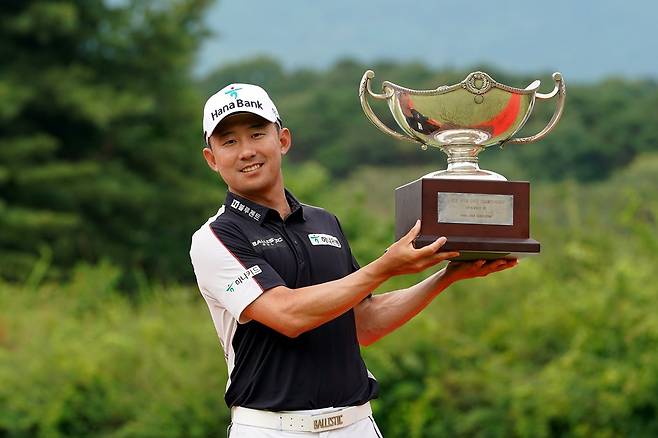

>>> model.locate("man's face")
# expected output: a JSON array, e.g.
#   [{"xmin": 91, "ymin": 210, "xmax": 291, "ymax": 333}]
[{"xmin": 203, "ymin": 112, "xmax": 291, "ymax": 199}]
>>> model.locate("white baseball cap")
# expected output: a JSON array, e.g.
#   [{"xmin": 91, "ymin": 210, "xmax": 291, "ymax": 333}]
[{"xmin": 202, "ymin": 83, "xmax": 281, "ymax": 145}]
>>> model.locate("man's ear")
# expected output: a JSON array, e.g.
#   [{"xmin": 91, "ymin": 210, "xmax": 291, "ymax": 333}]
[
  {"xmin": 279, "ymin": 127, "xmax": 292, "ymax": 155},
  {"xmin": 202, "ymin": 146, "xmax": 219, "ymax": 172}
]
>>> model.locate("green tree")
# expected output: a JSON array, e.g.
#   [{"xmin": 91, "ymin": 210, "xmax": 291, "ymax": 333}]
[{"xmin": 0, "ymin": 0, "xmax": 216, "ymax": 284}]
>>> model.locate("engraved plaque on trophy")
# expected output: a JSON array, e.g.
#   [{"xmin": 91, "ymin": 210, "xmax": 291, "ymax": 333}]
[{"xmin": 359, "ymin": 70, "xmax": 566, "ymax": 260}]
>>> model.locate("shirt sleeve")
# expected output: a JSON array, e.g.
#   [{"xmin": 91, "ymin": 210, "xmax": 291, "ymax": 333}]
[{"xmin": 190, "ymin": 222, "xmax": 286, "ymax": 324}]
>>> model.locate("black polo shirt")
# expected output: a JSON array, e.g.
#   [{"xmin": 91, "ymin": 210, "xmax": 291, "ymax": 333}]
[{"xmin": 189, "ymin": 189, "xmax": 379, "ymax": 410}]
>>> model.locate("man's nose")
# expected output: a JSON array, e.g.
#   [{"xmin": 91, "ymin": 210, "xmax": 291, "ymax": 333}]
[{"xmin": 238, "ymin": 142, "xmax": 257, "ymax": 160}]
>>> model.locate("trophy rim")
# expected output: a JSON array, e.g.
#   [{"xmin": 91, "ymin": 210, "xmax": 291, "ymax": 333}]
[{"xmin": 381, "ymin": 71, "xmax": 541, "ymax": 97}]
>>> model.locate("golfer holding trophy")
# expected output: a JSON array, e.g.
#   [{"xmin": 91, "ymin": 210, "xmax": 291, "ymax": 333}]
[{"xmin": 190, "ymin": 69, "xmax": 564, "ymax": 437}]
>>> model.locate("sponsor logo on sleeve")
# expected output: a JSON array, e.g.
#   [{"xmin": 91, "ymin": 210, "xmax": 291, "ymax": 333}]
[
  {"xmin": 225, "ymin": 265, "xmax": 262, "ymax": 293},
  {"xmin": 308, "ymin": 233, "xmax": 342, "ymax": 248}
]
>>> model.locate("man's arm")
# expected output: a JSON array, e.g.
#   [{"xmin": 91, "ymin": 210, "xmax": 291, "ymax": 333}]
[
  {"xmin": 242, "ymin": 221, "xmax": 459, "ymax": 338},
  {"xmin": 353, "ymin": 258, "xmax": 518, "ymax": 346}
]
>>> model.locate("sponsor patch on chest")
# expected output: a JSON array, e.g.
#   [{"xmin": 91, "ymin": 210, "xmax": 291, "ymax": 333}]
[
  {"xmin": 308, "ymin": 233, "xmax": 342, "ymax": 248},
  {"xmin": 251, "ymin": 236, "xmax": 284, "ymax": 248}
]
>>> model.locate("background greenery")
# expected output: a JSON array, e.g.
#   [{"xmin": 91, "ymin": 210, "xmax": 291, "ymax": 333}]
[{"xmin": 1, "ymin": 1, "xmax": 657, "ymax": 437}]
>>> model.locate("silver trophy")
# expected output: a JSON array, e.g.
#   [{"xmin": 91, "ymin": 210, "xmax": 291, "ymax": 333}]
[
  {"xmin": 359, "ymin": 70, "xmax": 566, "ymax": 180},
  {"xmin": 359, "ymin": 70, "xmax": 566, "ymax": 258}
]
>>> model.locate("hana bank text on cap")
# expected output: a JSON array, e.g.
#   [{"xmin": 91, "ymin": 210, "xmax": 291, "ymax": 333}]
[{"xmin": 203, "ymin": 83, "xmax": 281, "ymax": 145}]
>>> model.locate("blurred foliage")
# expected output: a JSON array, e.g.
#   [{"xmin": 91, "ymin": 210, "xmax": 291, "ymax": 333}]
[
  {"xmin": 2, "ymin": 156, "xmax": 658, "ymax": 437},
  {"xmin": 0, "ymin": 0, "xmax": 217, "ymax": 284},
  {"xmin": 0, "ymin": 262, "xmax": 229, "ymax": 437}
]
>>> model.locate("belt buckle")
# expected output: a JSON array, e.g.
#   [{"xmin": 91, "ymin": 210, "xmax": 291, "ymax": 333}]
[{"xmin": 309, "ymin": 408, "xmax": 349, "ymax": 432}]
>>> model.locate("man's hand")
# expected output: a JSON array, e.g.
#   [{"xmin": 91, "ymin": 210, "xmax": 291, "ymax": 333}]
[
  {"xmin": 442, "ymin": 258, "xmax": 518, "ymax": 285},
  {"xmin": 354, "ymin": 230, "xmax": 518, "ymax": 346},
  {"xmin": 376, "ymin": 220, "xmax": 460, "ymax": 276}
]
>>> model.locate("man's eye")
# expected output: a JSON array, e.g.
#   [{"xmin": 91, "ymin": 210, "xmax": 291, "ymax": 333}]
[
  {"xmin": 222, "ymin": 140, "xmax": 236, "ymax": 147},
  {"xmin": 253, "ymin": 132, "xmax": 265, "ymax": 138}
]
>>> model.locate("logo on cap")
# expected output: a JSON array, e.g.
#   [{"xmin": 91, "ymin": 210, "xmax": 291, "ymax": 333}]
[{"xmin": 224, "ymin": 86, "xmax": 242, "ymax": 99}]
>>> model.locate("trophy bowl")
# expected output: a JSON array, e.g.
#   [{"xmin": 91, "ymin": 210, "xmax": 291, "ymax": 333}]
[{"xmin": 360, "ymin": 70, "xmax": 565, "ymax": 180}]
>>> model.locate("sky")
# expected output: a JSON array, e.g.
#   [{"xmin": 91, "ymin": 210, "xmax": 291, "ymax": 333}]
[{"xmin": 196, "ymin": 0, "xmax": 658, "ymax": 83}]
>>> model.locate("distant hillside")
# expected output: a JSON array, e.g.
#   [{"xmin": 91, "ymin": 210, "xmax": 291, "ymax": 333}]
[{"xmin": 202, "ymin": 57, "xmax": 658, "ymax": 181}]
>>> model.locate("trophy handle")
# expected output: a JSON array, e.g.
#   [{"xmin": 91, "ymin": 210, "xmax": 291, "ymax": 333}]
[
  {"xmin": 359, "ymin": 70, "xmax": 417, "ymax": 144},
  {"xmin": 503, "ymin": 72, "xmax": 566, "ymax": 146}
]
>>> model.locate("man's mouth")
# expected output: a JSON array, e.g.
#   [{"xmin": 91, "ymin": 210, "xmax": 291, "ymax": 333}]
[{"xmin": 241, "ymin": 163, "xmax": 263, "ymax": 173}]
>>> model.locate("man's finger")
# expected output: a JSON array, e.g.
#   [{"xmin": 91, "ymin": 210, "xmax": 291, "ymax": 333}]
[
  {"xmin": 422, "ymin": 236, "xmax": 447, "ymax": 254},
  {"xmin": 492, "ymin": 258, "xmax": 516, "ymax": 266},
  {"xmin": 402, "ymin": 220, "xmax": 421, "ymax": 244},
  {"xmin": 436, "ymin": 251, "xmax": 460, "ymax": 262},
  {"xmin": 422, "ymin": 251, "xmax": 460, "ymax": 268},
  {"xmin": 488, "ymin": 259, "xmax": 509, "ymax": 268},
  {"xmin": 485, "ymin": 258, "xmax": 517, "ymax": 273},
  {"xmin": 496, "ymin": 259, "xmax": 518, "ymax": 270}
]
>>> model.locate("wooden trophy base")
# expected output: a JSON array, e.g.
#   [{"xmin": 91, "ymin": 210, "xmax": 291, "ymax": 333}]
[{"xmin": 395, "ymin": 177, "xmax": 540, "ymax": 260}]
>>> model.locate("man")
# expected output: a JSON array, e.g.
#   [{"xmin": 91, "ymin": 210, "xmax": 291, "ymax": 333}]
[{"xmin": 190, "ymin": 83, "xmax": 517, "ymax": 437}]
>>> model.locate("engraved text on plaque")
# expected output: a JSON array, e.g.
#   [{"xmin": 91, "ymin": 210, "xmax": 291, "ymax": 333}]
[{"xmin": 437, "ymin": 192, "xmax": 514, "ymax": 225}]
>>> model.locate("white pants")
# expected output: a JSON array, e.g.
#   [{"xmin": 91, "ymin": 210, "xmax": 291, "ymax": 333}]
[{"xmin": 228, "ymin": 415, "xmax": 383, "ymax": 437}]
